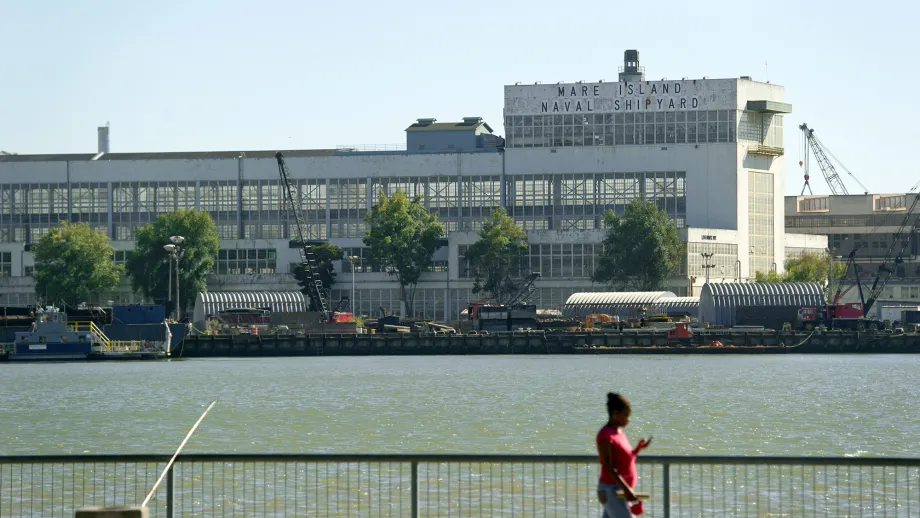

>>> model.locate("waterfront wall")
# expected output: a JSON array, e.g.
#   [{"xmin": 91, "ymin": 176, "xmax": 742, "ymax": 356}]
[{"xmin": 175, "ymin": 330, "xmax": 920, "ymax": 357}]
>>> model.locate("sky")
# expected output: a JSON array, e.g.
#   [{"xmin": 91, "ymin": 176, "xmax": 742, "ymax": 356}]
[{"xmin": 1, "ymin": 0, "xmax": 918, "ymax": 195}]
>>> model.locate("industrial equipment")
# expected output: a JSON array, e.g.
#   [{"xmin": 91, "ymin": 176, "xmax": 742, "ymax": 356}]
[
  {"xmin": 275, "ymin": 152, "xmax": 352, "ymax": 324},
  {"xmin": 799, "ymin": 123, "xmax": 869, "ymax": 195}
]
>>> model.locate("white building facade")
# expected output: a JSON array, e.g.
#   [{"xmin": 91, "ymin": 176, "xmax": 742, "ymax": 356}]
[{"xmin": 0, "ymin": 50, "xmax": 822, "ymax": 320}]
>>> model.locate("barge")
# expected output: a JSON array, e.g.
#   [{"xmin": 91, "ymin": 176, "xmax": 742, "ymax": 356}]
[{"xmin": 0, "ymin": 307, "xmax": 170, "ymax": 362}]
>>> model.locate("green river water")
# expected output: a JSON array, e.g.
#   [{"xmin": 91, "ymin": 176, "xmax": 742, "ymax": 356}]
[{"xmin": 2, "ymin": 354, "xmax": 917, "ymax": 457}]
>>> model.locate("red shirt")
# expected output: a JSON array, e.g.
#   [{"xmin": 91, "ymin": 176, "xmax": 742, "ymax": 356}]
[{"xmin": 596, "ymin": 425, "xmax": 637, "ymax": 487}]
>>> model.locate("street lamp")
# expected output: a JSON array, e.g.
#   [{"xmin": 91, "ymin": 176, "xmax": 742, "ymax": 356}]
[
  {"xmin": 164, "ymin": 236, "xmax": 185, "ymax": 321},
  {"xmin": 347, "ymin": 255, "xmax": 359, "ymax": 315},
  {"xmin": 701, "ymin": 252, "xmax": 715, "ymax": 285}
]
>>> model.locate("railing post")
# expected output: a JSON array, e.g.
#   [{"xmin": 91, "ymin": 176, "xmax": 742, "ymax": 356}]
[
  {"xmin": 166, "ymin": 464, "xmax": 175, "ymax": 518},
  {"xmin": 662, "ymin": 462, "xmax": 671, "ymax": 518},
  {"xmin": 411, "ymin": 460, "xmax": 419, "ymax": 518}
]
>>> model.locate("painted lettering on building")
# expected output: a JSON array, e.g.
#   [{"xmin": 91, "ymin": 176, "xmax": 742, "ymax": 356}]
[{"xmin": 506, "ymin": 79, "xmax": 724, "ymax": 115}]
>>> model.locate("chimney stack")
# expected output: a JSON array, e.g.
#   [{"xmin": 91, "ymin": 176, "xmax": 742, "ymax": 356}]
[{"xmin": 97, "ymin": 123, "xmax": 110, "ymax": 153}]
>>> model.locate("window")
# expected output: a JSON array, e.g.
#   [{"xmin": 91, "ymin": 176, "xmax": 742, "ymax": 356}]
[
  {"xmin": 798, "ymin": 197, "xmax": 829, "ymax": 212},
  {"xmin": 0, "ymin": 252, "xmax": 11, "ymax": 277},
  {"xmin": 214, "ymin": 248, "xmax": 277, "ymax": 274},
  {"xmin": 875, "ymin": 195, "xmax": 906, "ymax": 211}
]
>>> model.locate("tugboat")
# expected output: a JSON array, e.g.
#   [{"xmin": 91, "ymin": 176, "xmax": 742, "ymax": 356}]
[{"xmin": 8, "ymin": 307, "xmax": 170, "ymax": 361}]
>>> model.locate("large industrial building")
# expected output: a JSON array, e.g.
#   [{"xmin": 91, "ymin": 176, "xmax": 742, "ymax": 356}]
[
  {"xmin": 785, "ymin": 193, "xmax": 920, "ymax": 305},
  {"xmin": 0, "ymin": 50, "xmax": 827, "ymax": 320}
]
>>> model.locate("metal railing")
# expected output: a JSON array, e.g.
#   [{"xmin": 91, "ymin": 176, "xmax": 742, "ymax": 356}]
[
  {"xmin": 1, "ymin": 454, "xmax": 918, "ymax": 517},
  {"xmin": 69, "ymin": 321, "xmax": 111, "ymax": 348}
]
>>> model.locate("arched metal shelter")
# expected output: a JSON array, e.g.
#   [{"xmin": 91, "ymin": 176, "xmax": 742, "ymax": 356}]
[
  {"xmin": 698, "ymin": 282, "xmax": 825, "ymax": 326},
  {"xmin": 648, "ymin": 296, "xmax": 701, "ymax": 318},
  {"xmin": 192, "ymin": 291, "xmax": 308, "ymax": 325},
  {"xmin": 562, "ymin": 291, "xmax": 677, "ymax": 319}
]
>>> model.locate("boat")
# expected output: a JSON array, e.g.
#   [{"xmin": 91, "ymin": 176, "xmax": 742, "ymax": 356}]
[{"xmin": 4, "ymin": 307, "xmax": 170, "ymax": 361}]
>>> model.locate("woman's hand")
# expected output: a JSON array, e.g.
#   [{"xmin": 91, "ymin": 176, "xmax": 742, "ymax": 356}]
[
  {"xmin": 635, "ymin": 437, "xmax": 653, "ymax": 453},
  {"xmin": 622, "ymin": 485, "xmax": 638, "ymax": 502}
]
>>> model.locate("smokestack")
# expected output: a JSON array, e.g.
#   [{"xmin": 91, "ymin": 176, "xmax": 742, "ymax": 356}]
[{"xmin": 97, "ymin": 123, "xmax": 110, "ymax": 153}]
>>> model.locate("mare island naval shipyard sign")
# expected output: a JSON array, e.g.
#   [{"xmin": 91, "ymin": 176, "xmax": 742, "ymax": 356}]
[{"xmin": 504, "ymin": 79, "xmax": 734, "ymax": 114}]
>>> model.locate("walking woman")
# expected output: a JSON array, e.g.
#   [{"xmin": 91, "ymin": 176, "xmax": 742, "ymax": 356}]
[{"xmin": 596, "ymin": 393, "xmax": 651, "ymax": 517}]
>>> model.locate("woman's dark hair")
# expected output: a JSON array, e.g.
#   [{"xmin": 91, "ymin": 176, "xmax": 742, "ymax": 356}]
[{"xmin": 606, "ymin": 392, "xmax": 631, "ymax": 416}]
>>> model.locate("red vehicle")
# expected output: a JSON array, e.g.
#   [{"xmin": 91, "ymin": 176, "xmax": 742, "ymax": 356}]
[
  {"xmin": 797, "ymin": 302, "xmax": 885, "ymax": 331},
  {"xmin": 666, "ymin": 322, "xmax": 694, "ymax": 346}
]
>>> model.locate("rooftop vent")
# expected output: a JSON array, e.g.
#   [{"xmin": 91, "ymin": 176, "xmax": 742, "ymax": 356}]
[
  {"xmin": 416, "ymin": 118, "xmax": 437, "ymax": 126},
  {"xmin": 741, "ymin": 75, "xmax": 752, "ymax": 80},
  {"xmin": 462, "ymin": 117, "xmax": 483, "ymax": 125}
]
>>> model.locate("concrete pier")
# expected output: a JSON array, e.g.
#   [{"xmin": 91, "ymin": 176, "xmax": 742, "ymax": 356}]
[{"xmin": 172, "ymin": 329, "xmax": 920, "ymax": 357}]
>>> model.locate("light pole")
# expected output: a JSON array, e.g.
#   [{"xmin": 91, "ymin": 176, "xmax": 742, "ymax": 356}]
[
  {"xmin": 164, "ymin": 236, "xmax": 185, "ymax": 321},
  {"xmin": 701, "ymin": 252, "xmax": 715, "ymax": 286},
  {"xmin": 347, "ymin": 255, "xmax": 359, "ymax": 315}
]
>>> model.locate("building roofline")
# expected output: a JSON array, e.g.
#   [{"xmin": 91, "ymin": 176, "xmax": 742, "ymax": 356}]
[
  {"xmin": 505, "ymin": 76, "xmax": 778, "ymax": 87},
  {"xmin": 0, "ymin": 147, "xmax": 503, "ymax": 163}
]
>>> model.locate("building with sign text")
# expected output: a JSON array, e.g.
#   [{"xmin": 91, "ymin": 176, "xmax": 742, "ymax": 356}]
[{"xmin": 0, "ymin": 50, "xmax": 825, "ymax": 320}]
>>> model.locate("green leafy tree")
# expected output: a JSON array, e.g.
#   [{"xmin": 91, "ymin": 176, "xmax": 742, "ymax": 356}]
[
  {"xmin": 125, "ymin": 209, "xmax": 220, "ymax": 319},
  {"xmin": 292, "ymin": 242, "xmax": 343, "ymax": 311},
  {"xmin": 363, "ymin": 190, "xmax": 444, "ymax": 317},
  {"xmin": 592, "ymin": 198, "xmax": 683, "ymax": 291},
  {"xmin": 755, "ymin": 252, "xmax": 847, "ymax": 298},
  {"xmin": 32, "ymin": 221, "xmax": 123, "ymax": 307},
  {"xmin": 464, "ymin": 207, "xmax": 529, "ymax": 303}
]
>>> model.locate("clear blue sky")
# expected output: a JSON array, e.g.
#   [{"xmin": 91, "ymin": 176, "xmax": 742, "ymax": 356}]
[{"xmin": 1, "ymin": 0, "xmax": 917, "ymax": 195}]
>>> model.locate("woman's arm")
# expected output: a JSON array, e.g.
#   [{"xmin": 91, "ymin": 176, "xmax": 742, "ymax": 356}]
[{"xmin": 597, "ymin": 440, "xmax": 637, "ymax": 501}]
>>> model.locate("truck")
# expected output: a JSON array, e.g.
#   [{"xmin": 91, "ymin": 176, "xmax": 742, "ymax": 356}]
[{"xmin": 796, "ymin": 302, "xmax": 887, "ymax": 331}]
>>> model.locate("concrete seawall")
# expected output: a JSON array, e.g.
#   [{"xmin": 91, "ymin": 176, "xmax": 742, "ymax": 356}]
[{"xmin": 174, "ymin": 330, "xmax": 920, "ymax": 357}]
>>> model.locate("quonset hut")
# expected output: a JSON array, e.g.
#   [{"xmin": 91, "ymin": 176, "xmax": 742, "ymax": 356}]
[
  {"xmin": 562, "ymin": 292, "xmax": 678, "ymax": 319},
  {"xmin": 648, "ymin": 296, "xmax": 701, "ymax": 318},
  {"xmin": 698, "ymin": 282, "xmax": 825, "ymax": 327},
  {"xmin": 192, "ymin": 291, "xmax": 308, "ymax": 327}
]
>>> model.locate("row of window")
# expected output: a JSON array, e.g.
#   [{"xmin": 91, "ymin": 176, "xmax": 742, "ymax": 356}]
[
  {"xmin": 829, "ymin": 233, "xmax": 918, "ymax": 258},
  {"xmin": 748, "ymin": 171, "xmax": 776, "ymax": 275},
  {"xmin": 797, "ymin": 195, "xmax": 911, "ymax": 214},
  {"xmin": 505, "ymin": 110, "xmax": 740, "ymax": 148},
  {"xmin": 1, "ymin": 175, "xmax": 690, "ymax": 216},
  {"xmin": 0, "ymin": 173, "xmax": 688, "ymax": 242},
  {"xmin": 786, "ymin": 214, "xmax": 920, "ymax": 228},
  {"xmin": 457, "ymin": 243, "xmax": 600, "ymax": 279}
]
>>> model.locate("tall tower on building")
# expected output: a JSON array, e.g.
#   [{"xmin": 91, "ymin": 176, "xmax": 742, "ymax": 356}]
[{"xmin": 618, "ymin": 50, "xmax": 645, "ymax": 82}]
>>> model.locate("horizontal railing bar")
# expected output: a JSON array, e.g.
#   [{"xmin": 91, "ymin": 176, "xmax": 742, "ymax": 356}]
[{"xmin": 2, "ymin": 453, "xmax": 920, "ymax": 467}]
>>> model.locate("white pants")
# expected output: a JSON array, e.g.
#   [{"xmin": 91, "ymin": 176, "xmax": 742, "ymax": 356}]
[{"xmin": 597, "ymin": 482, "xmax": 633, "ymax": 518}]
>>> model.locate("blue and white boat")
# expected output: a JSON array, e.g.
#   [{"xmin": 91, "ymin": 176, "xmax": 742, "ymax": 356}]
[{"xmin": 7, "ymin": 307, "xmax": 170, "ymax": 361}]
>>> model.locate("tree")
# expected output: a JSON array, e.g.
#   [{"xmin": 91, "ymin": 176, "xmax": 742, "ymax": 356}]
[
  {"xmin": 292, "ymin": 242, "xmax": 343, "ymax": 311},
  {"xmin": 125, "ymin": 209, "xmax": 220, "ymax": 319},
  {"xmin": 32, "ymin": 221, "xmax": 123, "ymax": 307},
  {"xmin": 755, "ymin": 252, "xmax": 847, "ymax": 298},
  {"xmin": 464, "ymin": 207, "xmax": 529, "ymax": 303},
  {"xmin": 363, "ymin": 190, "xmax": 444, "ymax": 317},
  {"xmin": 592, "ymin": 198, "xmax": 683, "ymax": 291}
]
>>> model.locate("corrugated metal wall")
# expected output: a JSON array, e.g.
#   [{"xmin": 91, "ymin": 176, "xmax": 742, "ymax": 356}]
[
  {"xmin": 698, "ymin": 282, "xmax": 825, "ymax": 326},
  {"xmin": 648, "ymin": 296, "xmax": 701, "ymax": 318},
  {"xmin": 562, "ymin": 291, "xmax": 676, "ymax": 319},
  {"xmin": 192, "ymin": 291, "xmax": 308, "ymax": 324}
]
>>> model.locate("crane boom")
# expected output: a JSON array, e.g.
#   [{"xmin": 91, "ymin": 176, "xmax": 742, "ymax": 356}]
[
  {"xmin": 275, "ymin": 152, "xmax": 330, "ymax": 318},
  {"xmin": 800, "ymin": 123, "xmax": 850, "ymax": 195}
]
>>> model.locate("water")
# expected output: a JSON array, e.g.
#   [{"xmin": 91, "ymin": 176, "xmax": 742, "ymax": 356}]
[{"xmin": 1, "ymin": 355, "xmax": 918, "ymax": 457}]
